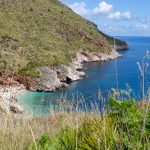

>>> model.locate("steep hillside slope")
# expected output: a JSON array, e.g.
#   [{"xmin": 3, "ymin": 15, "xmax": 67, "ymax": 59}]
[{"xmin": 0, "ymin": 0, "xmax": 127, "ymax": 78}]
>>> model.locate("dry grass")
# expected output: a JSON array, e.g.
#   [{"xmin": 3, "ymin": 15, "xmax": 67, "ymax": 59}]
[
  {"xmin": 0, "ymin": 89, "xmax": 150, "ymax": 150},
  {"xmin": 0, "ymin": 109, "xmax": 86, "ymax": 150}
]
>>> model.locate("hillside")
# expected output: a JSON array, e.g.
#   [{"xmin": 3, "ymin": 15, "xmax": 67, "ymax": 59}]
[{"xmin": 0, "ymin": 0, "xmax": 128, "ymax": 78}]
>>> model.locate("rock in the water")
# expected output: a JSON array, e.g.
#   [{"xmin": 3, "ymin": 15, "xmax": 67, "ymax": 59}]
[{"xmin": 10, "ymin": 103, "xmax": 24, "ymax": 113}]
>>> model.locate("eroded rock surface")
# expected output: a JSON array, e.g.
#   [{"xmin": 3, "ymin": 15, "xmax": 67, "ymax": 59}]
[
  {"xmin": 0, "ymin": 48, "xmax": 123, "ymax": 93},
  {"xmin": 76, "ymin": 50, "xmax": 122, "ymax": 63},
  {"xmin": 56, "ymin": 64, "xmax": 85, "ymax": 82},
  {"xmin": 32, "ymin": 67, "xmax": 68, "ymax": 92}
]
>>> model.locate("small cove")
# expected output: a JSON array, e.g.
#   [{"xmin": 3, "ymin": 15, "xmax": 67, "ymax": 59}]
[{"xmin": 18, "ymin": 36, "xmax": 150, "ymax": 116}]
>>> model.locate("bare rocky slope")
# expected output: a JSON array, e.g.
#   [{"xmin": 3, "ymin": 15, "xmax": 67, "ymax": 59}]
[{"xmin": 0, "ymin": 0, "xmax": 128, "ymax": 92}]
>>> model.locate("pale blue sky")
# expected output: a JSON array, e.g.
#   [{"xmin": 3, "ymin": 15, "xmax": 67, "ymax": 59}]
[{"xmin": 60, "ymin": 0, "xmax": 150, "ymax": 36}]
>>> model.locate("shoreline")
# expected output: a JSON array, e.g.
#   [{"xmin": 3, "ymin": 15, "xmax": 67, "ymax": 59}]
[
  {"xmin": 21, "ymin": 50, "xmax": 123, "ymax": 92},
  {"xmin": 0, "ymin": 49, "xmax": 124, "ymax": 114},
  {"xmin": 0, "ymin": 84, "xmax": 26, "ymax": 114}
]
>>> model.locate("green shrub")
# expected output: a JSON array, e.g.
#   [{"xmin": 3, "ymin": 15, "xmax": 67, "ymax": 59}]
[
  {"xmin": 55, "ymin": 127, "xmax": 76, "ymax": 150},
  {"xmin": 27, "ymin": 134, "xmax": 57, "ymax": 150},
  {"xmin": 19, "ymin": 61, "xmax": 40, "ymax": 78},
  {"xmin": 109, "ymin": 97, "xmax": 150, "ymax": 149},
  {"xmin": 27, "ymin": 127, "xmax": 76, "ymax": 150},
  {"xmin": 25, "ymin": 98, "xmax": 150, "ymax": 150},
  {"xmin": 78, "ymin": 117, "xmax": 119, "ymax": 150}
]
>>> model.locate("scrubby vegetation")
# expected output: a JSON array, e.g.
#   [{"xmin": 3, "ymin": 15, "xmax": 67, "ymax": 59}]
[
  {"xmin": 0, "ymin": 0, "xmax": 126, "ymax": 77},
  {"xmin": 0, "ymin": 96, "xmax": 150, "ymax": 150}
]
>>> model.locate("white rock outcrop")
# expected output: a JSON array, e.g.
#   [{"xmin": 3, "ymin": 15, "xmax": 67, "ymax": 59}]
[
  {"xmin": 76, "ymin": 50, "xmax": 122, "ymax": 63},
  {"xmin": 56, "ymin": 64, "xmax": 86, "ymax": 82},
  {"xmin": 0, "ymin": 85, "xmax": 25, "ymax": 114},
  {"xmin": 35, "ymin": 67, "xmax": 68, "ymax": 92}
]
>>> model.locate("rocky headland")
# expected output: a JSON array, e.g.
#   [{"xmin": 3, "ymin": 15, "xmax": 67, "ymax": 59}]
[{"xmin": 11, "ymin": 49, "xmax": 123, "ymax": 92}]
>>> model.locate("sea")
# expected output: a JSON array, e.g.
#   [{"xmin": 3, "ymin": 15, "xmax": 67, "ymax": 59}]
[{"xmin": 18, "ymin": 36, "xmax": 150, "ymax": 116}]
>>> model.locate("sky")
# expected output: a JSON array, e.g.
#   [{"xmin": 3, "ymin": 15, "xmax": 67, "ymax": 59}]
[{"xmin": 60, "ymin": 0, "xmax": 150, "ymax": 36}]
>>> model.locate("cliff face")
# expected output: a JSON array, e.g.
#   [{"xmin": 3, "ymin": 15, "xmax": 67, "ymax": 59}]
[{"xmin": 0, "ymin": 0, "xmax": 128, "ymax": 91}]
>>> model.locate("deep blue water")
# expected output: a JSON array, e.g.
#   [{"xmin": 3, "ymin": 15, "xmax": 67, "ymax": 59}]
[{"xmin": 18, "ymin": 36, "xmax": 150, "ymax": 115}]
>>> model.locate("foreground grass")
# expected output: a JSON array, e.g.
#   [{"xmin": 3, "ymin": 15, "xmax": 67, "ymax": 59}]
[
  {"xmin": 0, "ymin": 111, "xmax": 85, "ymax": 150},
  {"xmin": 0, "ymin": 97, "xmax": 150, "ymax": 150}
]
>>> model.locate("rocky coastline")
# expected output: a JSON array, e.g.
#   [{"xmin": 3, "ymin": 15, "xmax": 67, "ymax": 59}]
[
  {"xmin": 15, "ymin": 50, "xmax": 123, "ymax": 92},
  {"xmin": 0, "ymin": 49, "xmax": 124, "ymax": 114}
]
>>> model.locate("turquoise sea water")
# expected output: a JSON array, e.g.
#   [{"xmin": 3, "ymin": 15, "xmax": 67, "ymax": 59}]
[{"xmin": 18, "ymin": 36, "xmax": 150, "ymax": 116}]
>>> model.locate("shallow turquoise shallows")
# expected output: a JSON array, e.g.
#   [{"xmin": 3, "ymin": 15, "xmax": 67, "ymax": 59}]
[{"xmin": 18, "ymin": 36, "xmax": 150, "ymax": 116}]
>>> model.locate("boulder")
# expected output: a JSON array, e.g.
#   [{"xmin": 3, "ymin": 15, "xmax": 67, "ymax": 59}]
[{"xmin": 10, "ymin": 103, "xmax": 24, "ymax": 113}]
